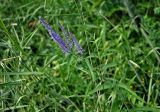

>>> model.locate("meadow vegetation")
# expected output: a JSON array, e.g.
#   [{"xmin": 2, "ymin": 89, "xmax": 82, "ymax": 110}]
[{"xmin": 0, "ymin": 0, "xmax": 160, "ymax": 111}]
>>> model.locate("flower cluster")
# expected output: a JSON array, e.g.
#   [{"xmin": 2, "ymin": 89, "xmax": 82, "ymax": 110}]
[{"xmin": 39, "ymin": 17, "xmax": 84, "ymax": 54}]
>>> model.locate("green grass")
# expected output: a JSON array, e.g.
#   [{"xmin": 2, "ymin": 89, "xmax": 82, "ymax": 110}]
[{"xmin": 0, "ymin": 0, "xmax": 160, "ymax": 111}]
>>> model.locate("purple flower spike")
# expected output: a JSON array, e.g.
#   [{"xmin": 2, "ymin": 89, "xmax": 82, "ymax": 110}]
[
  {"xmin": 39, "ymin": 17, "xmax": 70, "ymax": 54},
  {"xmin": 58, "ymin": 22, "xmax": 70, "ymax": 45},
  {"xmin": 69, "ymin": 32, "xmax": 84, "ymax": 55},
  {"xmin": 58, "ymin": 22, "xmax": 84, "ymax": 54},
  {"xmin": 39, "ymin": 17, "xmax": 52, "ymax": 31},
  {"xmin": 39, "ymin": 16, "xmax": 84, "ymax": 55}
]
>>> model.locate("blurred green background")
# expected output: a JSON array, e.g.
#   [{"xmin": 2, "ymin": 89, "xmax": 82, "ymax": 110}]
[{"xmin": 0, "ymin": 0, "xmax": 160, "ymax": 111}]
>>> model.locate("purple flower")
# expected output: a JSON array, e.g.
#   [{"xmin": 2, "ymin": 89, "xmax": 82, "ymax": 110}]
[
  {"xmin": 39, "ymin": 17, "xmax": 84, "ymax": 54},
  {"xmin": 58, "ymin": 22, "xmax": 70, "ymax": 46},
  {"xmin": 39, "ymin": 17, "xmax": 70, "ymax": 54},
  {"xmin": 70, "ymin": 32, "xmax": 84, "ymax": 55},
  {"xmin": 58, "ymin": 22, "xmax": 84, "ymax": 54}
]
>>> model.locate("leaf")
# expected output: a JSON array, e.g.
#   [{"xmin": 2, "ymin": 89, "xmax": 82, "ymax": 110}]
[
  {"xmin": 0, "ymin": 71, "xmax": 43, "ymax": 75},
  {"xmin": 89, "ymin": 81, "xmax": 114, "ymax": 94},
  {"xmin": 118, "ymin": 82, "xmax": 144, "ymax": 102}
]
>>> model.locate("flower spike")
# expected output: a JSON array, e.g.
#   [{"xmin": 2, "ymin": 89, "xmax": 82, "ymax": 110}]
[
  {"xmin": 39, "ymin": 17, "xmax": 84, "ymax": 54},
  {"xmin": 39, "ymin": 17, "xmax": 70, "ymax": 54}
]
